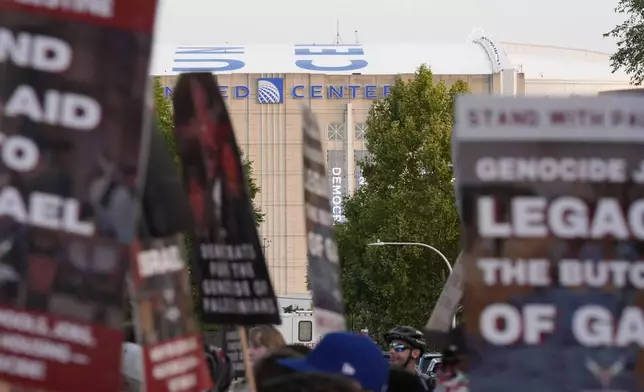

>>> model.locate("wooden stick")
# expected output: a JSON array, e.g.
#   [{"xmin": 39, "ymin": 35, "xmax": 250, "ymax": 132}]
[{"xmin": 238, "ymin": 326, "xmax": 257, "ymax": 392}]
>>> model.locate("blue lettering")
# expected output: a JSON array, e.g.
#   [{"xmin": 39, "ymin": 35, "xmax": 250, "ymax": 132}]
[
  {"xmin": 172, "ymin": 46, "xmax": 246, "ymax": 72},
  {"xmin": 292, "ymin": 85, "xmax": 305, "ymax": 99},
  {"xmin": 235, "ymin": 86, "xmax": 249, "ymax": 99},
  {"xmin": 294, "ymin": 48, "xmax": 364, "ymax": 56},
  {"xmin": 165, "ymin": 82, "xmax": 393, "ymax": 101},
  {"xmin": 347, "ymin": 85, "xmax": 360, "ymax": 99},
  {"xmin": 310, "ymin": 85, "xmax": 323, "ymax": 99},
  {"xmin": 365, "ymin": 85, "xmax": 377, "ymax": 99},
  {"xmin": 175, "ymin": 46, "xmax": 244, "ymax": 54},
  {"xmin": 295, "ymin": 60, "xmax": 368, "ymax": 72},
  {"xmin": 294, "ymin": 45, "xmax": 368, "ymax": 72},
  {"xmin": 328, "ymin": 85, "xmax": 343, "ymax": 99}
]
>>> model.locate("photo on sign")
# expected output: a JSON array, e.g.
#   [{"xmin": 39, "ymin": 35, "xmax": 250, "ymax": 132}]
[{"xmin": 134, "ymin": 266, "xmax": 198, "ymax": 346}]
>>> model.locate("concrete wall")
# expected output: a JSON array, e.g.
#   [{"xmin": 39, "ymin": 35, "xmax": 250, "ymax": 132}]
[{"xmin": 159, "ymin": 72, "xmax": 499, "ymax": 295}]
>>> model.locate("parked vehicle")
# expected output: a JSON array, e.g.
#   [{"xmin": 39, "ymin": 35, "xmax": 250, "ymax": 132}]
[
  {"xmin": 422, "ymin": 356, "xmax": 443, "ymax": 389},
  {"xmin": 418, "ymin": 353, "xmax": 443, "ymax": 376},
  {"xmin": 275, "ymin": 311, "xmax": 321, "ymax": 348}
]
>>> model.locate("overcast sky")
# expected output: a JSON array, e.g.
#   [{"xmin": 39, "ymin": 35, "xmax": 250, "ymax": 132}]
[{"xmin": 154, "ymin": 0, "xmax": 624, "ymax": 53}]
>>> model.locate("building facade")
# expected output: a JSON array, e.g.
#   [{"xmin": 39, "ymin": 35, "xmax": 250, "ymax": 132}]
[{"xmin": 152, "ymin": 37, "xmax": 630, "ymax": 295}]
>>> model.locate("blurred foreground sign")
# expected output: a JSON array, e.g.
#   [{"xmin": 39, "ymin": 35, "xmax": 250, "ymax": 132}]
[{"xmin": 454, "ymin": 95, "xmax": 644, "ymax": 392}]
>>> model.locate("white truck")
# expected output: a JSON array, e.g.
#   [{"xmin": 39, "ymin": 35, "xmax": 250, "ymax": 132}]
[{"xmin": 275, "ymin": 310, "xmax": 322, "ymax": 348}]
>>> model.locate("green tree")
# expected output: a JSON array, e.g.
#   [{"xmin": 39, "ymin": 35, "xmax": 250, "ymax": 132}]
[
  {"xmin": 335, "ymin": 65, "xmax": 467, "ymax": 343},
  {"xmin": 605, "ymin": 0, "xmax": 644, "ymax": 84},
  {"xmin": 152, "ymin": 77, "xmax": 264, "ymax": 225}
]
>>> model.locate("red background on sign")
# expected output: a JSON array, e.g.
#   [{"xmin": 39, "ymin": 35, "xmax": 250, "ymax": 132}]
[
  {"xmin": 0, "ymin": 0, "xmax": 157, "ymax": 32},
  {"xmin": 144, "ymin": 334, "xmax": 213, "ymax": 392},
  {"xmin": 0, "ymin": 306, "xmax": 123, "ymax": 392}
]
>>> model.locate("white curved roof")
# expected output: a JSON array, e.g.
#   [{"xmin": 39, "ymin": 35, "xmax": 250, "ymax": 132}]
[
  {"xmin": 150, "ymin": 43, "xmax": 502, "ymax": 76},
  {"xmin": 502, "ymin": 42, "xmax": 631, "ymax": 82}
]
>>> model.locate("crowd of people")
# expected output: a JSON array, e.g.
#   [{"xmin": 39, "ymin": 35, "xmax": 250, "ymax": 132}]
[{"xmin": 121, "ymin": 324, "xmax": 468, "ymax": 392}]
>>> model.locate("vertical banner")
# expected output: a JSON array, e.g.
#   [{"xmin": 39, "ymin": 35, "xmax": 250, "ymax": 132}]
[
  {"xmin": 172, "ymin": 73, "xmax": 280, "ymax": 392},
  {"xmin": 326, "ymin": 150, "xmax": 347, "ymax": 223},
  {"xmin": 455, "ymin": 95, "xmax": 644, "ymax": 392},
  {"xmin": 0, "ymin": 1, "xmax": 156, "ymax": 392},
  {"xmin": 171, "ymin": 73, "xmax": 280, "ymax": 326},
  {"xmin": 354, "ymin": 150, "xmax": 368, "ymax": 190},
  {"xmin": 302, "ymin": 107, "xmax": 346, "ymax": 335}
]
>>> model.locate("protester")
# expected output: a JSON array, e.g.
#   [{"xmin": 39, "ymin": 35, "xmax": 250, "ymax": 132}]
[
  {"xmin": 434, "ymin": 326, "xmax": 468, "ymax": 392},
  {"xmin": 286, "ymin": 344, "xmax": 313, "ymax": 355},
  {"xmin": 277, "ymin": 332, "xmax": 389, "ymax": 392},
  {"xmin": 387, "ymin": 366, "xmax": 429, "ymax": 392},
  {"xmin": 248, "ymin": 325, "xmax": 286, "ymax": 364},
  {"xmin": 383, "ymin": 326, "xmax": 431, "ymax": 390},
  {"xmin": 254, "ymin": 346, "xmax": 302, "ymax": 387},
  {"xmin": 258, "ymin": 372, "xmax": 362, "ymax": 392}
]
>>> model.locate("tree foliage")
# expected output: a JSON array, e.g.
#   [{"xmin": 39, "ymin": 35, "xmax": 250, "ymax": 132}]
[
  {"xmin": 152, "ymin": 77, "xmax": 264, "ymax": 225},
  {"xmin": 335, "ymin": 65, "xmax": 467, "ymax": 342},
  {"xmin": 605, "ymin": 0, "xmax": 644, "ymax": 84}
]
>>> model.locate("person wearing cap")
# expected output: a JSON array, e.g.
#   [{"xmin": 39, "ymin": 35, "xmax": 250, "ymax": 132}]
[
  {"xmin": 383, "ymin": 326, "xmax": 431, "ymax": 391},
  {"xmin": 433, "ymin": 326, "xmax": 468, "ymax": 392},
  {"xmin": 277, "ymin": 332, "xmax": 389, "ymax": 392}
]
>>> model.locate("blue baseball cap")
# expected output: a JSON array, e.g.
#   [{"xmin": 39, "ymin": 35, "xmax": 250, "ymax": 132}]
[{"xmin": 278, "ymin": 332, "xmax": 389, "ymax": 392}]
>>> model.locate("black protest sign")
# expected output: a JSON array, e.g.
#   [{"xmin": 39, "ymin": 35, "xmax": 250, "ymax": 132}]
[
  {"xmin": 223, "ymin": 327, "xmax": 245, "ymax": 379},
  {"xmin": 171, "ymin": 73, "xmax": 279, "ymax": 325},
  {"xmin": 0, "ymin": 2, "xmax": 156, "ymax": 392},
  {"xmin": 301, "ymin": 107, "xmax": 346, "ymax": 335},
  {"xmin": 455, "ymin": 95, "xmax": 644, "ymax": 391}
]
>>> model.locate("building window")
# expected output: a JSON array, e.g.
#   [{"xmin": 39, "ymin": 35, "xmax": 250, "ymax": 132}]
[
  {"xmin": 298, "ymin": 321, "xmax": 313, "ymax": 342},
  {"xmin": 355, "ymin": 123, "xmax": 366, "ymax": 139},
  {"xmin": 327, "ymin": 123, "xmax": 346, "ymax": 140}
]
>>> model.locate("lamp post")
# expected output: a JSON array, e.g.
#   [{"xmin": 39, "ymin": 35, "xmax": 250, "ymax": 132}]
[{"xmin": 367, "ymin": 240, "xmax": 456, "ymax": 327}]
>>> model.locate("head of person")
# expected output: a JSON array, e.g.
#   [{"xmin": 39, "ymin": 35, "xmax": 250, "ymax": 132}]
[
  {"xmin": 277, "ymin": 332, "xmax": 389, "ymax": 392},
  {"xmin": 285, "ymin": 344, "xmax": 313, "ymax": 355},
  {"xmin": 387, "ymin": 366, "xmax": 429, "ymax": 392},
  {"xmin": 441, "ymin": 324, "xmax": 466, "ymax": 374},
  {"xmin": 254, "ymin": 346, "xmax": 302, "ymax": 387},
  {"xmin": 383, "ymin": 326, "xmax": 427, "ymax": 371},
  {"xmin": 258, "ymin": 372, "xmax": 362, "ymax": 392},
  {"xmin": 248, "ymin": 325, "xmax": 286, "ymax": 363}
]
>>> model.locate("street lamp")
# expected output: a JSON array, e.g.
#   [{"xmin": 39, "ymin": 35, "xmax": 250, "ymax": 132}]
[
  {"xmin": 367, "ymin": 241, "xmax": 452, "ymax": 274},
  {"xmin": 367, "ymin": 240, "xmax": 456, "ymax": 327}
]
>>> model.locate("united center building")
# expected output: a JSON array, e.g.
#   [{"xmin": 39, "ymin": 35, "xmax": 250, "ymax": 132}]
[{"xmin": 151, "ymin": 37, "xmax": 629, "ymax": 295}]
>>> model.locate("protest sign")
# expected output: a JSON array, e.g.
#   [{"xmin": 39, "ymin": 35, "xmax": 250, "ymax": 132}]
[
  {"xmin": 455, "ymin": 95, "xmax": 644, "ymax": 392},
  {"xmin": 0, "ymin": 1, "xmax": 156, "ymax": 391},
  {"xmin": 171, "ymin": 73, "xmax": 279, "ymax": 326},
  {"xmin": 301, "ymin": 107, "xmax": 346, "ymax": 335},
  {"xmin": 223, "ymin": 327, "xmax": 245, "ymax": 379},
  {"xmin": 130, "ymin": 235, "xmax": 212, "ymax": 392}
]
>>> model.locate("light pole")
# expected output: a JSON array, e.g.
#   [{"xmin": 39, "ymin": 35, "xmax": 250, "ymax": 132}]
[
  {"xmin": 368, "ymin": 241, "xmax": 452, "ymax": 274},
  {"xmin": 367, "ymin": 240, "xmax": 457, "ymax": 327}
]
